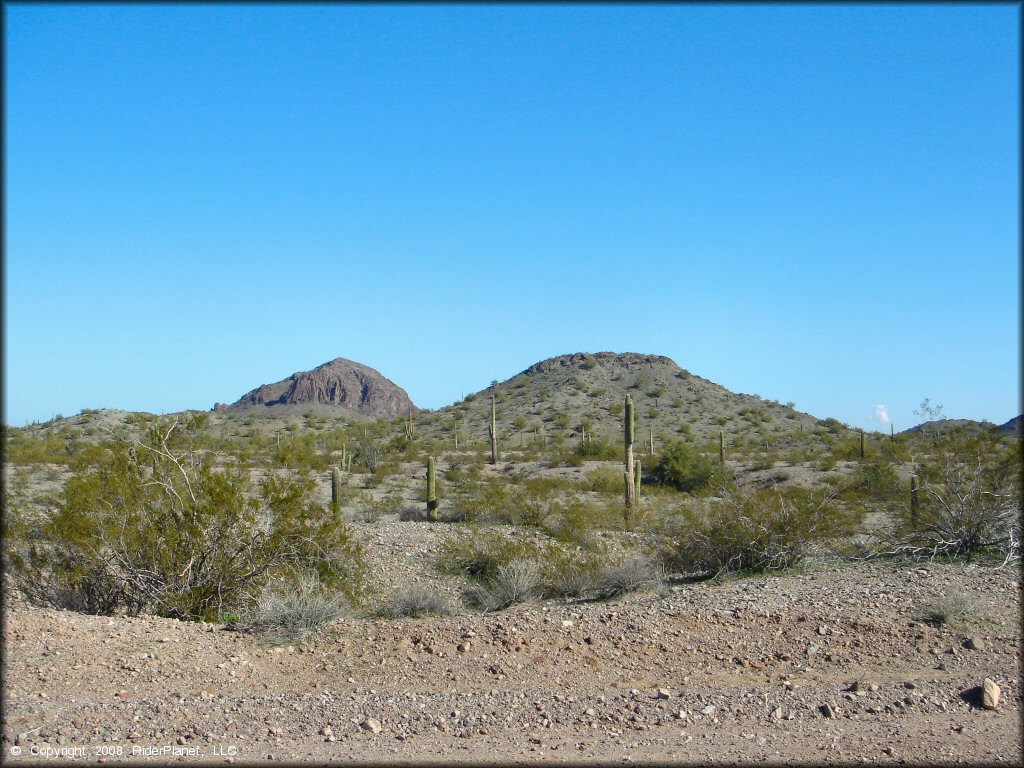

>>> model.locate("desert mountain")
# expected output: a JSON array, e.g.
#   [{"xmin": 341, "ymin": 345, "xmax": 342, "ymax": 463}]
[
  {"xmin": 899, "ymin": 418, "xmax": 1002, "ymax": 438},
  {"xmin": 994, "ymin": 415, "xmax": 1022, "ymax": 437},
  {"xmin": 423, "ymin": 351, "xmax": 833, "ymax": 450},
  {"xmin": 215, "ymin": 358, "xmax": 418, "ymax": 420}
]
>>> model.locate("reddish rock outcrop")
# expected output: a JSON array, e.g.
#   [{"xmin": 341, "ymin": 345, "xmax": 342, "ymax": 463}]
[{"xmin": 219, "ymin": 358, "xmax": 418, "ymax": 418}]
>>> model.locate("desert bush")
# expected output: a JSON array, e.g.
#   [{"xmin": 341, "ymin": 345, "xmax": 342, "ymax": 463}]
[
  {"xmin": 660, "ymin": 485, "xmax": 858, "ymax": 576},
  {"xmin": 574, "ymin": 437, "xmax": 620, "ymax": 460},
  {"xmin": 244, "ymin": 574, "xmax": 348, "ymax": 639},
  {"xmin": 652, "ymin": 441, "xmax": 716, "ymax": 493},
  {"xmin": 917, "ymin": 591, "xmax": 986, "ymax": 627},
  {"xmin": 463, "ymin": 559, "xmax": 541, "ymax": 612},
  {"xmin": 536, "ymin": 548, "xmax": 604, "ymax": 598},
  {"xmin": 593, "ymin": 553, "xmax": 662, "ymax": 598},
  {"xmin": 444, "ymin": 476, "xmax": 511, "ymax": 523},
  {"xmin": 5, "ymin": 416, "xmax": 365, "ymax": 620},
  {"xmin": 351, "ymin": 491, "xmax": 404, "ymax": 523},
  {"xmin": 379, "ymin": 585, "xmax": 452, "ymax": 618},
  {"xmin": 879, "ymin": 438, "xmax": 1020, "ymax": 563},
  {"xmin": 545, "ymin": 496, "xmax": 625, "ymax": 541},
  {"xmin": 437, "ymin": 526, "xmax": 533, "ymax": 581},
  {"xmin": 399, "ymin": 504, "xmax": 429, "ymax": 522},
  {"xmin": 842, "ymin": 459, "xmax": 902, "ymax": 502},
  {"xmin": 584, "ymin": 465, "xmax": 623, "ymax": 494}
]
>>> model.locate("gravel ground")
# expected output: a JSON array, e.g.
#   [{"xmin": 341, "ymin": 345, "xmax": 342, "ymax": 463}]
[{"xmin": 2, "ymin": 520, "xmax": 1020, "ymax": 765}]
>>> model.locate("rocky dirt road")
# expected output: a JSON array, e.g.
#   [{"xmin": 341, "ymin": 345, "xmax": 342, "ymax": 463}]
[{"xmin": 2, "ymin": 522, "xmax": 1020, "ymax": 765}]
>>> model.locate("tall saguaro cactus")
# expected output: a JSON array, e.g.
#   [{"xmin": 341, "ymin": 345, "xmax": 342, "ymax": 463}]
[
  {"xmin": 331, "ymin": 466, "xmax": 342, "ymax": 513},
  {"xmin": 624, "ymin": 395, "xmax": 636, "ymax": 510},
  {"xmin": 719, "ymin": 430, "xmax": 726, "ymax": 465},
  {"xmin": 859, "ymin": 430, "xmax": 866, "ymax": 460},
  {"xmin": 910, "ymin": 474, "xmax": 919, "ymax": 528},
  {"xmin": 426, "ymin": 456, "xmax": 438, "ymax": 521},
  {"xmin": 488, "ymin": 394, "xmax": 499, "ymax": 464}
]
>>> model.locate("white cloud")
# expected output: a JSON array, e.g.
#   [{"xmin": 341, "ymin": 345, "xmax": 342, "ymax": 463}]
[{"xmin": 871, "ymin": 404, "xmax": 891, "ymax": 425}]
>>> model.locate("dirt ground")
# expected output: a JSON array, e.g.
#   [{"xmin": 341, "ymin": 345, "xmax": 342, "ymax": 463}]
[{"xmin": 2, "ymin": 518, "xmax": 1021, "ymax": 765}]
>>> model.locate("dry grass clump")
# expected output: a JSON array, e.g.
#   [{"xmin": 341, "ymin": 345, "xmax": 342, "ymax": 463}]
[
  {"xmin": 244, "ymin": 575, "xmax": 349, "ymax": 639},
  {"xmin": 464, "ymin": 560, "xmax": 541, "ymax": 613},
  {"xmin": 379, "ymin": 584, "xmax": 453, "ymax": 618},
  {"xmin": 918, "ymin": 592, "xmax": 986, "ymax": 627},
  {"xmin": 593, "ymin": 553, "xmax": 663, "ymax": 598}
]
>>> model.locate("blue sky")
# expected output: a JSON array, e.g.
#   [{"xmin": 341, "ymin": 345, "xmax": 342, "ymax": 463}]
[{"xmin": 4, "ymin": 4, "xmax": 1019, "ymax": 430}]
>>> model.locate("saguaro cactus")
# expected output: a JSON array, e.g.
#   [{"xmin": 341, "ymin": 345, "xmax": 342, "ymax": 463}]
[
  {"xmin": 624, "ymin": 395, "xmax": 636, "ymax": 509},
  {"xmin": 910, "ymin": 474, "xmax": 919, "ymax": 528},
  {"xmin": 488, "ymin": 394, "xmax": 499, "ymax": 464},
  {"xmin": 859, "ymin": 430, "xmax": 866, "ymax": 460},
  {"xmin": 719, "ymin": 430, "xmax": 725, "ymax": 465},
  {"xmin": 426, "ymin": 456, "xmax": 438, "ymax": 520},
  {"xmin": 634, "ymin": 459, "xmax": 641, "ymax": 503},
  {"xmin": 331, "ymin": 466, "xmax": 342, "ymax": 512}
]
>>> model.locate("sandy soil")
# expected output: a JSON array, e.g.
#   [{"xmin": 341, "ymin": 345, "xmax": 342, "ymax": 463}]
[{"xmin": 2, "ymin": 519, "xmax": 1020, "ymax": 765}]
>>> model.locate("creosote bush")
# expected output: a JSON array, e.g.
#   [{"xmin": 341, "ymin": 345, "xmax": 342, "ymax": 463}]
[
  {"xmin": 438, "ymin": 525, "xmax": 659, "ymax": 611},
  {"xmin": 660, "ymin": 485, "xmax": 858, "ymax": 577},
  {"xmin": 652, "ymin": 440, "xmax": 716, "ymax": 493},
  {"xmin": 5, "ymin": 416, "xmax": 365, "ymax": 620}
]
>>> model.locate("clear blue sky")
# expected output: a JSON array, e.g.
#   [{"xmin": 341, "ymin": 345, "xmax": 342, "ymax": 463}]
[{"xmin": 4, "ymin": 4, "xmax": 1019, "ymax": 431}]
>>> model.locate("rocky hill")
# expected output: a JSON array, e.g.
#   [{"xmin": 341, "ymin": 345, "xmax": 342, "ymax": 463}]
[
  {"xmin": 900, "ymin": 418, "xmax": 1001, "ymax": 438},
  {"xmin": 215, "ymin": 358, "xmax": 418, "ymax": 420},
  {"xmin": 418, "ymin": 351, "xmax": 834, "ymax": 451},
  {"xmin": 995, "ymin": 415, "xmax": 1022, "ymax": 437}
]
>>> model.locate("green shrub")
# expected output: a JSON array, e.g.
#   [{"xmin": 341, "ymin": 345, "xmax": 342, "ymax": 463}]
[
  {"xmin": 660, "ymin": 485, "xmax": 858, "ymax": 576},
  {"xmin": 437, "ymin": 526, "xmax": 532, "ymax": 580},
  {"xmin": 842, "ymin": 459, "xmax": 902, "ymax": 502},
  {"xmin": 652, "ymin": 441, "xmax": 715, "ymax": 493},
  {"xmin": 584, "ymin": 465, "xmax": 622, "ymax": 494},
  {"xmin": 575, "ymin": 437, "xmax": 620, "ymax": 461},
  {"xmin": 6, "ymin": 416, "xmax": 365, "ymax": 620}
]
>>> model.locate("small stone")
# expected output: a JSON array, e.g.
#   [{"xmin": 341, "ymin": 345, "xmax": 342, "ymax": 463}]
[
  {"xmin": 701, "ymin": 705, "xmax": 716, "ymax": 716},
  {"xmin": 807, "ymin": 644, "xmax": 820, "ymax": 656},
  {"xmin": 656, "ymin": 689, "xmax": 671, "ymax": 699},
  {"xmin": 116, "ymin": 690, "xmax": 131, "ymax": 701},
  {"xmin": 965, "ymin": 637, "xmax": 985, "ymax": 651},
  {"xmin": 981, "ymin": 678, "xmax": 1001, "ymax": 710},
  {"xmin": 819, "ymin": 703, "xmax": 836, "ymax": 718},
  {"xmin": 457, "ymin": 642, "xmax": 471, "ymax": 653},
  {"xmin": 177, "ymin": 737, "xmax": 187, "ymax": 745},
  {"xmin": 817, "ymin": 626, "xmax": 828, "ymax": 636},
  {"xmin": 360, "ymin": 718, "xmax": 382, "ymax": 734},
  {"xmin": 903, "ymin": 681, "xmax": 917, "ymax": 690},
  {"xmin": 771, "ymin": 706, "xmax": 783, "ymax": 721}
]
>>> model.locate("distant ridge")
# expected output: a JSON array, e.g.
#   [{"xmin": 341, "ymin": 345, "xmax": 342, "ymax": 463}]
[
  {"xmin": 995, "ymin": 415, "xmax": 1022, "ymax": 437},
  {"xmin": 215, "ymin": 358, "xmax": 418, "ymax": 419}
]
